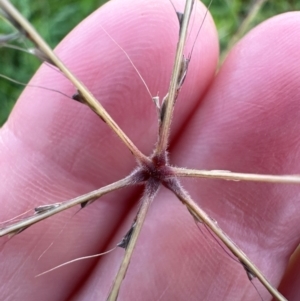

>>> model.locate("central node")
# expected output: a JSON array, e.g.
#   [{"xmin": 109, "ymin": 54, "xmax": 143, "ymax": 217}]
[{"xmin": 139, "ymin": 152, "xmax": 174, "ymax": 183}]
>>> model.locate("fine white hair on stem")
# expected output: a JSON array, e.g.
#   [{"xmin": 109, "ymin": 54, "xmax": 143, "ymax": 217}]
[
  {"xmin": 0, "ymin": 74, "xmax": 73, "ymax": 99},
  {"xmin": 98, "ymin": 23, "xmax": 154, "ymax": 102},
  {"xmin": 0, "ymin": 208, "xmax": 32, "ymax": 225},
  {"xmin": 35, "ymin": 247, "xmax": 117, "ymax": 277}
]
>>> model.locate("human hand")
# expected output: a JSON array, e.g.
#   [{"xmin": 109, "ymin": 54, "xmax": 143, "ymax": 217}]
[{"xmin": 0, "ymin": 0, "xmax": 300, "ymax": 300}]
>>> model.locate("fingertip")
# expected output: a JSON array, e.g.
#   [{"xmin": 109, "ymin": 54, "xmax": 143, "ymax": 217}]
[{"xmin": 220, "ymin": 11, "xmax": 300, "ymax": 108}]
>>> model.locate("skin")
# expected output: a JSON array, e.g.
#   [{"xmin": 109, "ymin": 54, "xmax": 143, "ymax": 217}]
[{"xmin": 0, "ymin": 0, "xmax": 300, "ymax": 300}]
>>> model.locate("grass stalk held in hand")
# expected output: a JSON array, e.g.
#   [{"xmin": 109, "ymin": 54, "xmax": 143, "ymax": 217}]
[
  {"xmin": 0, "ymin": 1, "xmax": 299, "ymax": 301},
  {"xmin": 0, "ymin": 0, "xmax": 148, "ymax": 163}
]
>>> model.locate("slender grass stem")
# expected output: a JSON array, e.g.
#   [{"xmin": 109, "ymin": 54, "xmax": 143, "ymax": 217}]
[
  {"xmin": 0, "ymin": 0, "xmax": 149, "ymax": 163},
  {"xmin": 107, "ymin": 183, "xmax": 158, "ymax": 301},
  {"xmin": 155, "ymin": 0, "xmax": 194, "ymax": 155},
  {"xmin": 0, "ymin": 175, "xmax": 133, "ymax": 237},
  {"xmin": 173, "ymin": 167, "xmax": 300, "ymax": 184},
  {"xmin": 171, "ymin": 186, "xmax": 287, "ymax": 301}
]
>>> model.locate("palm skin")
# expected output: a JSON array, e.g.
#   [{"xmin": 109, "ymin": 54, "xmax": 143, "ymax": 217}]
[{"xmin": 0, "ymin": 0, "xmax": 300, "ymax": 300}]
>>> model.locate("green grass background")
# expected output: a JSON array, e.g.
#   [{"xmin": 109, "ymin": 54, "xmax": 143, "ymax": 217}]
[{"xmin": 0, "ymin": 0, "xmax": 299, "ymax": 126}]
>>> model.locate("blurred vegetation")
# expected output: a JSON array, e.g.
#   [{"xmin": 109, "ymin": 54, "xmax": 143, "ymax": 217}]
[
  {"xmin": 0, "ymin": 0, "xmax": 299, "ymax": 125},
  {"xmin": 211, "ymin": 0, "xmax": 300, "ymax": 51},
  {"xmin": 0, "ymin": 0, "xmax": 107, "ymax": 125}
]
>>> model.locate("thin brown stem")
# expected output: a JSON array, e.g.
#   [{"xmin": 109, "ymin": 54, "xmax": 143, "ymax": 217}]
[
  {"xmin": 173, "ymin": 167, "xmax": 300, "ymax": 184},
  {"xmin": 0, "ymin": 0, "xmax": 149, "ymax": 163},
  {"xmin": 107, "ymin": 182, "xmax": 159, "ymax": 301},
  {"xmin": 155, "ymin": 0, "xmax": 194, "ymax": 155},
  {"xmin": 0, "ymin": 175, "xmax": 133, "ymax": 237},
  {"xmin": 172, "ymin": 186, "xmax": 287, "ymax": 301}
]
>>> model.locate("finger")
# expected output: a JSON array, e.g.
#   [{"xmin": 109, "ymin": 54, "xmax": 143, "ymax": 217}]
[{"xmin": 0, "ymin": 0, "xmax": 218, "ymax": 300}]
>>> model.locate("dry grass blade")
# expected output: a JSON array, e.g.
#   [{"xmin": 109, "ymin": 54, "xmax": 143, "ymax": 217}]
[
  {"xmin": 0, "ymin": 0, "xmax": 148, "ymax": 163},
  {"xmin": 173, "ymin": 167, "xmax": 300, "ymax": 184},
  {"xmin": 171, "ymin": 187, "xmax": 287, "ymax": 301},
  {"xmin": 107, "ymin": 184, "xmax": 159, "ymax": 301},
  {"xmin": 156, "ymin": 0, "xmax": 194, "ymax": 155},
  {"xmin": 0, "ymin": 175, "xmax": 134, "ymax": 237}
]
